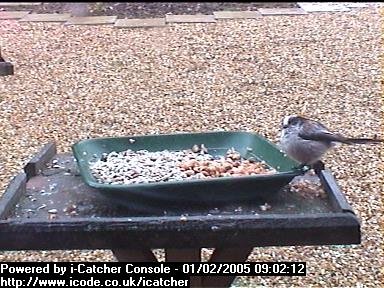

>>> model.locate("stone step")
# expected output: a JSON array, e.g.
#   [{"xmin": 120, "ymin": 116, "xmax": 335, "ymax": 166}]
[
  {"xmin": 258, "ymin": 8, "xmax": 308, "ymax": 16},
  {"xmin": 298, "ymin": 2, "xmax": 352, "ymax": 12},
  {"xmin": 213, "ymin": 11, "xmax": 261, "ymax": 19},
  {"xmin": 65, "ymin": 16, "xmax": 117, "ymax": 26},
  {"xmin": 0, "ymin": 2, "xmax": 41, "ymax": 6},
  {"xmin": 0, "ymin": 11, "xmax": 30, "ymax": 20},
  {"xmin": 19, "ymin": 13, "xmax": 71, "ymax": 22},
  {"xmin": 165, "ymin": 14, "xmax": 216, "ymax": 23},
  {"xmin": 114, "ymin": 18, "xmax": 166, "ymax": 28}
]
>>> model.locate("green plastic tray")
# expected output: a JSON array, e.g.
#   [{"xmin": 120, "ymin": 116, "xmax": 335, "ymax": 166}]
[{"xmin": 72, "ymin": 131, "xmax": 306, "ymax": 209}]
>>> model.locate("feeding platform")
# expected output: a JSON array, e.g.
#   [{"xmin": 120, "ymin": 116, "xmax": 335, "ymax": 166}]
[
  {"xmin": 0, "ymin": 133, "xmax": 360, "ymax": 287},
  {"xmin": 0, "ymin": 52, "xmax": 13, "ymax": 76}
]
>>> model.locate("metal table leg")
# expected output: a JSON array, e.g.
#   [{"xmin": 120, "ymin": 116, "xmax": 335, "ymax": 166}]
[
  {"xmin": 112, "ymin": 249, "xmax": 158, "ymax": 262},
  {"xmin": 201, "ymin": 247, "xmax": 254, "ymax": 288},
  {"xmin": 165, "ymin": 248, "xmax": 203, "ymax": 287},
  {"xmin": 112, "ymin": 247, "xmax": 253, "ymax": 287}
]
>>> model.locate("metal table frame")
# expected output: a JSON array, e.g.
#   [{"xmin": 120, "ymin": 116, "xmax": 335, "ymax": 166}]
[{"xmin": 0, "ymin": 143, "xmax": 360, "ymax": 287}]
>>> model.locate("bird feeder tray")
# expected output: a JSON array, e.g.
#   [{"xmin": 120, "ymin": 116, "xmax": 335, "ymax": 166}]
[{"xmin": 71, "ymin": 132, "xmax": 307, "ymax": 211}]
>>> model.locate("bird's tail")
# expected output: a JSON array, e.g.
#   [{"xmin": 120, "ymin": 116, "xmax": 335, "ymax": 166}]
[{"xmin": 342, "ymin": 137, "xmax": 384, "ymax": 145}]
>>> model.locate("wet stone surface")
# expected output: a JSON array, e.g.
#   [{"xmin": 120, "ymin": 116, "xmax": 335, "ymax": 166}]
[{"xmin": 9, "ymin": 153, "xmax": 333, "ymax": 220}]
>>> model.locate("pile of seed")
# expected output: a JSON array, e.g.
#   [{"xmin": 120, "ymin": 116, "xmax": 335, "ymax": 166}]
[
  {"xmin": 90, "ymin": 147, "xmax": 273, "ymax": 185},
  {"xmin": 289, "ymin": 177, "xmax": 326, "ymax": 199}
]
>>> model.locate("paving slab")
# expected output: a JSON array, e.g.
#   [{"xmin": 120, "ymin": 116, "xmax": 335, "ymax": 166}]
[
  {"xmin": 166, "ymin": 14, "xmax": 216, "ymax": 23},
  {"xmin": 65, "ymin": 16, "xmax": 117, "ymax": 26},
  {"xmin": 0, "ymin": 11, "xmax": 30, "ymax": 20},
  {"xmin": 213, "ymin": 11, "xmax": 261, "ymax": 19},
  {"xmin": 258, "ymin": 8, "xmax": 308, "ymax": 15},
  {"xmin": 0, "ymin": 2, "xmax": 41, "ymax": 6},
  {"xmin": 114, "ymin": 18, "xmax": 166, "ymax": 28},
  {"xmin": 19, "ymin": 13, "xmax": 71, "ymax": 22},
  {"xmin": 297, "ymin": 3, "xmax": 351, "ymax": 12},
  {"xmin": 343, "ymin": 3, "xmax": 371, "ymax": 8}
]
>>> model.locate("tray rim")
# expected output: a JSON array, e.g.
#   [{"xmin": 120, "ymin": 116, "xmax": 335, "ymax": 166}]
[{"xmin": 71, "ymin": 130, "xmax": 308, "ymax": 190}]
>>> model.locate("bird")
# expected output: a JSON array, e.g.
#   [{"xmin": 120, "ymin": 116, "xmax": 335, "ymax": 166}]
[{"xmin": 279, "ymin": 115, "xmax": 383, "ymax": 170}]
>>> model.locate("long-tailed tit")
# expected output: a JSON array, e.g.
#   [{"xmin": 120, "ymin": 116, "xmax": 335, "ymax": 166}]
[{"xmin": 279, "ymin": 115, "xmax": 383, "ymax": 166}]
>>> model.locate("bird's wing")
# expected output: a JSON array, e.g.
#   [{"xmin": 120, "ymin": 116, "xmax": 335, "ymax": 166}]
[
  {"xmin": 298, "ymin": 130, "xmax": 349, "ymax": 143},
  {"xmin": 298, "ymin": 120, "xmax": 350, "ymax": 143},
  {"xmin": 298, "ymin": 119, "xmax": 384, "ymax": 144}
]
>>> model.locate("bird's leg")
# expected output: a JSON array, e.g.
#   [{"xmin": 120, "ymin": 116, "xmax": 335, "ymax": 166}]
[{"xmin": 311, "ymin": 160, "xmax": 325, "ymax": 176}]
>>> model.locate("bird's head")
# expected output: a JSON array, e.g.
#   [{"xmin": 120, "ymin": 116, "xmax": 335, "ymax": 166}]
[{"xmin": 282, "ymin": 115, "xmax": 307, "ymax": 129}]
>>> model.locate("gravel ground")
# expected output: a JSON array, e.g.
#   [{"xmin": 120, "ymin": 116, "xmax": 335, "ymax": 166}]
[
  {"xmin": 0, "ymin": 7, "xmax": 383, "ymax": 287},
  {"xmin": 0, "ymin": 2, "xmax": 298, "ymax": 18}
]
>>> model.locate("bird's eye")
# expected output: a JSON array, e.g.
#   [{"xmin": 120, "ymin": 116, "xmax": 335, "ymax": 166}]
[
  {"xmin": 288, "ymin": 117, "xmax": 299, "ymax": 125},
  {"xmin": 282, "ymin": 115, "xmax": 300, "ymax": 129}
]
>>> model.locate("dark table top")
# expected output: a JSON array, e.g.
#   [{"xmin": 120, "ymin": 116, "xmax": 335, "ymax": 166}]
[
  {"xmin": 0, "ymin": 143, "xmax": 360, "ymax": 251},
  {"xmin": 12, "ymin": 153, "xmax": 335, "ymax": 219}
]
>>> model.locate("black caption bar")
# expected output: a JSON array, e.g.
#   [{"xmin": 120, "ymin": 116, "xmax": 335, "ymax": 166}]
[{"xmin": 0, "ymin": 262, "xmax": 306, "ymax": 288}]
